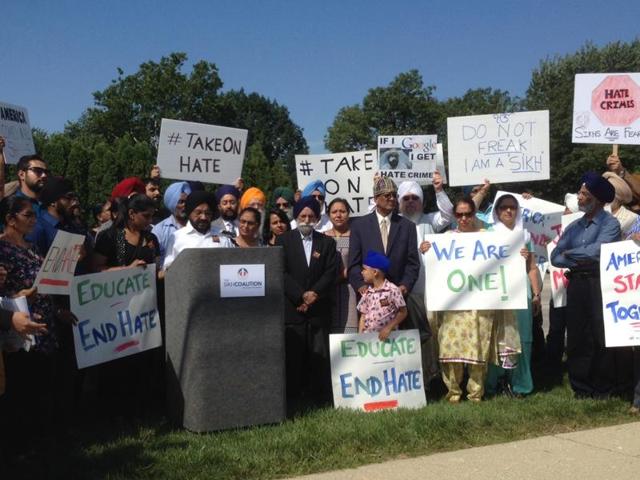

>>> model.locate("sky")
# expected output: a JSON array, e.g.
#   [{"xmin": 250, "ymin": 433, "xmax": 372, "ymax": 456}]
[{"xmin": 1, "ymin": 0, "xmax": 639, "ymax": 153}]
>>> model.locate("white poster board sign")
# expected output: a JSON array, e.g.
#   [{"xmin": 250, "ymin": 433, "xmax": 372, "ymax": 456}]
[
  {"xmin": 447, "ymin": 110, "xmax": 550, "ymax": 186},
  {"xmin": 0, "ymin": 101, "xmax": 35, "ymax": 164},
  {"xmin": 71, "ymin": 265, "xmax": 160, "ymax": 368},
  {"xmin": 220, "ymin": 264, "xmax": 265, "ymax": 298},
  {"xmin": 157, "ymin": 118, "xmax": 248, "ymax": 184},
  {"xmin": 423, "ymin": 231, "xmax": 527, "ymax": 311},
  {"xmin": 0, "ymin": 296, "xmax": 33, "ymax": 352},
  {"xmin": 573, "ymin": 73, "xmax": 640, "ymax": 145},
  {"xmin": 34, "ymin": 230, "xmax": 85, "ymax": 294},
  {"xmin": 295, "ymin": 150, "xmax": 376, "ymax": 216},
  {"xmin": 377, "ymin": 135, "xmax": 442, "ymax": 185},
  {"xmin": 600, "ymin": 240, "xmax": 640, "ymax": 347},
  {"xmin": 548, "ymin": 212, "xmax": 584, "ymax": 308},
  {"xmin": 329, "ymin": 330, "xmax": 426, "ymax": 411}
]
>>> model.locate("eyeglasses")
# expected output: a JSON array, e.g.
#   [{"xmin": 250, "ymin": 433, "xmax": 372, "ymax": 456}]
[
  {"xmin": 27, "ymin": 167, "xmax": 50, "ymax": 177},
  {"xmin": 276, "ymin": 202, "xmax": 289, "ymax": 208},
  {"xmin": 378, "ymin": 192, "xmax": 397, "ymax": 200},
  {"xmin": 402, "ymin": 195, "xmax": 420, "ymax": 202},
  {"xmin": 455, "ymin": 212, "xmax": 473, "ymax": 218},
  {"xmin": 499, "ymin": 205, "xmax": 518, "ymax": 212}
]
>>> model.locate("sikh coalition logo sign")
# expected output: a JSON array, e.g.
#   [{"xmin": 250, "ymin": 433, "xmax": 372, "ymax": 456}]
[{"xmin": 220, "ymin": 264, "xmax": 265, "ymax": 298}]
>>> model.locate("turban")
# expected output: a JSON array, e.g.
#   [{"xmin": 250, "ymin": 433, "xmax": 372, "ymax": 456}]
[
  {"xmin": 164, "ymin": 182, "xmax": 192, "ymax": 212},
  {"xmin": 602, "ymin": 171, "xmax": 633, "ymax": 205},
  {"xmin": 564, "ymin": 193, "xmax": 580, "ymax": 213},
  {"xmin": 271, "ymin": 186, "xmax": 295, "ymax": 206},
  {"xmin": 111, "ymin": 177, "xmax": 145, "ymax": 201},
  {"xmin": 40, "ymin": 177, "xmax": 74, "ymax": 206},
  {"xmin": 293, "ymin": 196, "xmax": 321, "ymax": 220},
  {"xmin": 373, "ymin": 176, "xmax": 397, "ymax": 197},
  {"xmin": 240, "ymin": 187, "xmax": 266, "ymax": 210},
  {"xmin": 215, "ymin": 184, "xmax": 241, "ymax": 204},
  {"xmin": 397, "ymin": 181, "xmax": 423, "ymax": 203},
  {"xmin": 364, "ymin": 250, "xmax": 390, "ymax": 274},
  {"xmin": 302, "ymin": 180, "xmax": 326, "ymax": 197},
  {"xmin": 184, "ymin": 191, "xmax": 216, "ymax": 218},
  {"xmin": 581, "ymin": 172, "xmax": 615, "ymax": 204}
]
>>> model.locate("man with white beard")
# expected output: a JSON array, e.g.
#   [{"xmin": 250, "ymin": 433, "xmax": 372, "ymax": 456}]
[{"xmin": 397, "ymin": 171, "xmax": 454, "ymax": 383}]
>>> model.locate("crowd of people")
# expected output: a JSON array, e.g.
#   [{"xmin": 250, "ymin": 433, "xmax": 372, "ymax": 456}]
[{"xmin": 1, "ymin": 131, "xmax": 640, "ymax": 459}]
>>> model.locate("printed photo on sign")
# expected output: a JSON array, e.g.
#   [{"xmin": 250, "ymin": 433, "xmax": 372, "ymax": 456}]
[
  {"xmin": 295, "ymin": 151, "xmax": 376, "ymax": 216},
  {"xmin": 573, "ymin": 73, "xmax": 640, "ymax": 145},
  {"xmin": 34, "ymin": 230, "xmax": 85, "ymax": 295},
  {"xmin": 157, "ymin": 118, "xmax": 248, "ymax": 184},
  {"xmin": 0, "ymin": 100, "xmax": 36, "ymax": 164},
  {"xmin": 220, "ymin": 264, "xmax": 265, "ymax": 298},
  {"xmin": 447, "ymin": 110, "xmax": 550, "ymax": 186},
  {"xmin": 329, "ymin": 330, "xmax": 426, "ymax": 411},
  {"xmin": 600, "ymin": 241, "xmax": 640, "ymax": 347},
  {"xmin": 377, "ymin": 135, "xmax": 438, "ymax": 186},
  {"xmin": 423, "ymin": 230, "xmax": 527, "ymax": 311},
  {"xmin": 71, "ymin": 265, "xmax": 160, "ymax": 369}
]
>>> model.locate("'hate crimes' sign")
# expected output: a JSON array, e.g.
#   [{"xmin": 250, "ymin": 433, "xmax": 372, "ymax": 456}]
[
  {"xmin": 573, "ymin": 73, "xmax": 640, "ymax": 145},
  {"xmin": 600, "ymin": 241, "xmax": 640, "ymax": 347},
  {"xmin": 71, "ymin": 265, "xmax": 161, "ymax": 368},
  {"xmin": 423, "ymin": 231, "xmax": 527, "ymax": 311},
  {"xmin": 295, "ymin": 150, "xmax": 376, "ymax": 216},
  {"xmin": 34, "ymin": 230, "xmax": 85, "ymax": 295},
  {"xmin": 329, "ymin": 330, "xmax": 426, "ymax": 411},
  {"xmin": 377, "ymin": 135, "xmax": 442, "ymax": 186},
  {"xmin": 0, "ymin": 100, "xmax": 35, "ymax": 165},
  {"xmin": 157, "ymin": 118, "xmax": 248, "ymax": 184},
  {"xmin": 447, "ymin": 110, "xmax": 550, "ymax": 186}
]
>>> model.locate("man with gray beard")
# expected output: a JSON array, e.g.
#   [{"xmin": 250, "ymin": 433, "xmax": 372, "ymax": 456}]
[{"xmin": 397, "ymin": 172, "xmax": 454, "ymax": 383}]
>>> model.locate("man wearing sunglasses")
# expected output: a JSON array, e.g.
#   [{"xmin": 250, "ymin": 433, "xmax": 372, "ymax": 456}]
[{"xmin": 14, "ymin": 154, "xmax": 50, "ymax": 219}]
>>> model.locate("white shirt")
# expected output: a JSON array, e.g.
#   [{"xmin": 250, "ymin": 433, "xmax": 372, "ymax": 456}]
[
  {"xmin": 300, "ymin": 231, "xmax": 313, "ymax": 266},
  {"xmin": 163, "ymin": 222, "xmax": 233, "ymax": 270}
]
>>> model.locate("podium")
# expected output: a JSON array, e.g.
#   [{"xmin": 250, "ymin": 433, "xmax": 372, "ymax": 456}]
[{"xmin": 165, "ymin": 247, "xmax": 286, "ymax": 432}]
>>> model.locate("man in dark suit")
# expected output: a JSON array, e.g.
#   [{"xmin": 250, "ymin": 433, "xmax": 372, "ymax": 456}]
[
  {"xmin": 276, "ymin": 196, "xmax": 337, "ymax": 401},
  {"xmin": 348, "ymin": 176, "xmax": 420, "ymax": 298}
]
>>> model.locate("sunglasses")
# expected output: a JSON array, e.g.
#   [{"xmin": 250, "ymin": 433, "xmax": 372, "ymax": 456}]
[
  {"xmin": 499, "ymin": 205, "xmax": 518, "ymax": 211},
  {"xmin": 402, "ymin": 195, "xmax": 421, "ymax": 202},
  {"xmin": 276, "ymin": 202, "xmax": 289, "ymax": 208},
  {"xmin": 312, "ymin": 194, "xmax": 325, "ymax": 201},
  {"xmin": 455, "ymin": 212, "xmax": 473, "ymax": 218},
  {"xmin": 27, "ymin": 167, "xmax": 50, "ymax": 177}
]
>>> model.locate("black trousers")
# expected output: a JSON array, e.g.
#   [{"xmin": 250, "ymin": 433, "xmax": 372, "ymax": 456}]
[
  {"xmin": 565, "ymin": 275, "xmax": 633, "ymax": 397},
  {"xmin": 284, "ymin": 322, "xmax": 330, "ymax": 401},
  {"xmin": 546, "ymin": 298, "xmax": 567, "ymax": 369}
]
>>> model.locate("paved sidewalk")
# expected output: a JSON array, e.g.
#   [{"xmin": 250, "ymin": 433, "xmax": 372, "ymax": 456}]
[{"xmin": 291, "ymin": 421, "xmax": 640, "ymax": 480}]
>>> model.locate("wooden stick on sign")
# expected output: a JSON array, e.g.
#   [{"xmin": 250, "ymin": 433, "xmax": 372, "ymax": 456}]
[{"xmin": 612, "ymin": 144, "xmax": 619, "ymax": 156}]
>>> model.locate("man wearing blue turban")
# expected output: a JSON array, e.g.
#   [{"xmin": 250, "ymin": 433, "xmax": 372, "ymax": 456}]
[
  {"xmin": 293, "ymin": 180, "xmax": 332, "ymax": 232},
  {"xmin": 152, "ymin": 181, "xmax": 192, "ymax": 264}
]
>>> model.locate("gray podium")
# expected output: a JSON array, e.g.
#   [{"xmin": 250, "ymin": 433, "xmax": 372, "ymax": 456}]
[{"xmin": 165, "ymin": 247, "xmax": 286, "ymax": 432}]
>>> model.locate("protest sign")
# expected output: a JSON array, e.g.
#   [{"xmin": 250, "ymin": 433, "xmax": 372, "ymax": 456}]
[
  {"xmin": 423, "ymin": 231, "xmax": 527, "ymax": 311},
  {"xmin": 435, "ymin": 143, "xmax": 447, "ymax": 184},
  {"xmin": 572, "ymin": 73, "xmax": 640, "ymax": 145},
  {"xmin": 34, "ymin": 230, "xmax": 85, "ymax": 294},
  {"xmin": 377, "ymin": 135, "xmax": 439, "ymax": 185},
  {"xmin": 0, "ymin": 296, "xmax": 33, "ymax": 352},
  {"xmin": 329, "ymin": 330, "xmax": 426, "ymax": 411},
  {"xmin": 447, "ymin": 110, "xmax": 550, "ymax": 186},
  {"xmin": 600, "ymin": 240, "xmax": 640, "ymax": 347},
  {"xmin": 547, "ymin": 212, "xmax": 584, "ymax": 307},
  {"xmin": 157, "ymin": 118, "xmax": 248, "ymax": 184},
  {"xmin": 493, "ymin": 191, "xmax": 564, "ymax": 273},
  {"xmin": 71, "ymin": 265, "xmax": 160, "ymax": 368},
  {"xmin": 295, "ymin": 150, "xmax": 376, "ymax": 216},
  {"xmin": 0, "ymin": 101, "xmax": 35, "ymax": 164}
]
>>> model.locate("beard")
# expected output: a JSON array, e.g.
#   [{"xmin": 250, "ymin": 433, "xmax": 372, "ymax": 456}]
[
  {"xmin": 221, "ymin": 208, "xmax": 237, "ymax": 221},
  {"xmin": 191, "ymin": 219, "xmax": 211, "ymax": 234}
]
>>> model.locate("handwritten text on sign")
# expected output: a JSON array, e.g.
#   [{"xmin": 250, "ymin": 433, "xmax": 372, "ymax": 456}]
[
  {"xmin": 423, "ymin": 231, "xmax": 527, "ymax": 311},
  {"xmin": 600, "ymin": 241, "xmax": 640, "ymax": 347},
  {"xmin": 0, "ymin": 100, "xmax": 35, "ymax": 165},
  {"xmin": 295, "ymin": 150, "xmax": 376, "ymax": 216},
  {"xmin": 377, "ymin": 135, "xmax": 439, "ymax": 185},
  {"xmin": 329, "ymin": 330, "xmax": 426, "ymax": 411},
  {"xmin": 157, "ymin": 118, "xmax": 248, "ymax": 184},
  {"xmin": 34, "ymin": 230, "xmax": 85, "ymax": 295},
  {"xmin": 446, "ymin": 110, "xmax": 550, "ymax": 186},
  {"xmin": 71, "ymin": 265, "xmax": 160, "ymax": 368},
  {"xmin": 573, "ymin": 73, "xmax": 640, "ymax": 145}
]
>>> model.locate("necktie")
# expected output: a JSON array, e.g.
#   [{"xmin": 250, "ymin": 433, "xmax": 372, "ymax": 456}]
[{"xmin": 380, "ymin": 218, "xmax": 388, "ymax": 253}]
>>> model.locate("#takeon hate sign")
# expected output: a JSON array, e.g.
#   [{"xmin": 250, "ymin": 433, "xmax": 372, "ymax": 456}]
[
  {"xmin": 573, "ymin": 73, "xmax": 640, "ymax": 145},
  {"xmin": 0, "ymin": 100, "xmax": 35, "ymax": 165},
  {"xmin": 377, "ymin": 135, "xmax": 445, "ymax": 185},
  {"xmin": 329, "ymin": 330, "xmax": 426, "ymax": 411},
  {"xmin": 157, "ymin": 118, "xmax": 248, "ymax": 184},
  {"xmin": 70, "ymin": 265, "xmax": 161, "ymax": 369},
  {"xmin": 295, "ymin": 150, "xmax": 376, "ymax": 216},
  {"xmin": 446, "ymin": 110, "xmax": 550, "ymax": 186}
]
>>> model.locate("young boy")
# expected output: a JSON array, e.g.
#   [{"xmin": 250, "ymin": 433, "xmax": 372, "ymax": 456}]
[{"xmin": 357, "ymin": 251, "xmax": 407, "ymax": 341}]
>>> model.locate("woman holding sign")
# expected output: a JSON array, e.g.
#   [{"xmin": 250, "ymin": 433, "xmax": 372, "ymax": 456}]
[
  {"xmin": 421, "ymin": 198, "xmax": 495, "ymax": 402},
  {"xmin": 485, "ymin": 193, "xmax": 542, "ymax": 397}
]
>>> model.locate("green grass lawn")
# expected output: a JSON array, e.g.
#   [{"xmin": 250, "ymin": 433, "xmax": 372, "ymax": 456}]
[{"xmin": 7, "ymin": 380, "xmax": 639, "ymax": 480}]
